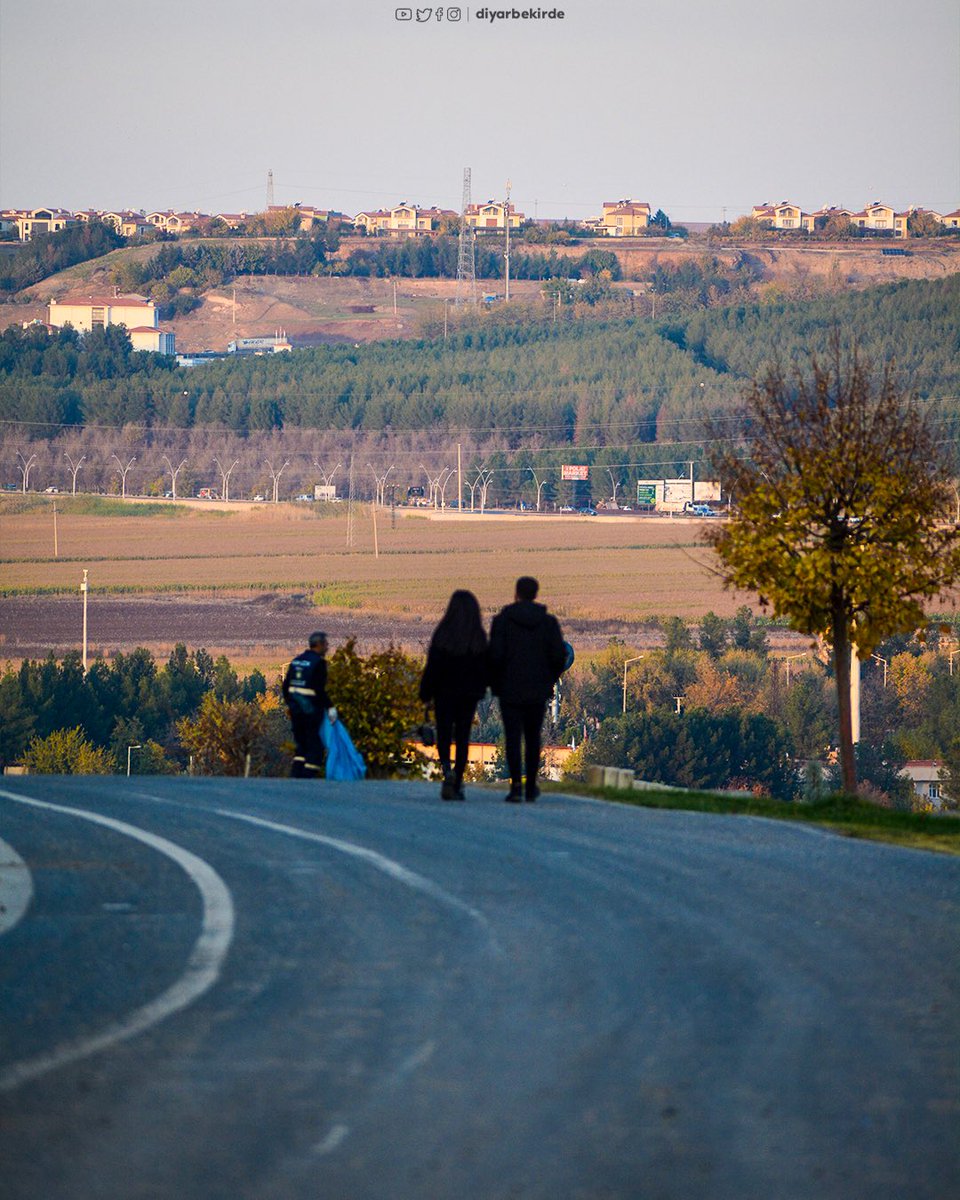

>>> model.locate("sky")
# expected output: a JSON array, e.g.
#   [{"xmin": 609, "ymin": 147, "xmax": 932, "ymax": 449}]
[{"xmin": 1, "ymin": 0, "xmax": 958, "ymax": 223}]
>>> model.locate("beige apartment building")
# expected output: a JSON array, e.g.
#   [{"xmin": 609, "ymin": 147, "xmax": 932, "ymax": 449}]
[{"xmin": 48, "ymin": 293, "xmax": 175, "ymax": 354}]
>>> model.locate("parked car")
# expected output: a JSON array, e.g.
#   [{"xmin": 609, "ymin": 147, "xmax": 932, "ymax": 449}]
[{"xmin": 686, "ymin": 503, "xmax": 720, "ymax": 517}]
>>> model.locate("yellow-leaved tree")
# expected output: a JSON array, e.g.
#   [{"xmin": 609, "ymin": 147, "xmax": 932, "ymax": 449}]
[{"xmin": 705, "ymin": 343, "xmax": 960, "ymax": 795}]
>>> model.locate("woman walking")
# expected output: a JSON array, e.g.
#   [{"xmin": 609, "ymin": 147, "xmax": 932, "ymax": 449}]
[{"xmin": 419, "ymin": 590, "xmax": 490, "ymax": 800}]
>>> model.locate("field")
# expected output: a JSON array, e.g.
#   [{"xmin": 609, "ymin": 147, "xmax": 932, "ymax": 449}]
[{"xmin": 1, "ymin": 497, "xmax": 773, "ymax": 667}]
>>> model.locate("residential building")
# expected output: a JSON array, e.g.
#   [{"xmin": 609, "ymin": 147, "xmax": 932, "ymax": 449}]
[
  {"xmin": 751, "ymin": 201, "xmax": 815, "ymax": 232},
  {"xmin": 465, "ymin": 200, "xmax": 524, "ymax": 231},
  {"xmin": 599, "ymin": 199, "xmax": 652, "ymax": 236},
  {"xmin": 900, "ymin": 761, "xmax": 951, "ymax": 810},
  {"xmin": 353, "ymin": 204, "xmax": 456, "ymax": 237},
  {"xmin": 850, "ymin": 202, "xmax": 909, "ymax": 237},
  {"xmin": 128, "ymin": 326, "xmax": 176, "ymax": 354},
  {"xmin": 354, "ymin": 209, "xmax": 392, "ymax": 236},
  {"xmin": 15, "ymin": 207, "xmax": 78, "ymax": 240},
  {"xmin": 48, "ymin": 292, "xmax": 175, "ymax": 354},
  {"xmin": 938, "ymin": 208, "xmax": 960, "ymax": 229}
]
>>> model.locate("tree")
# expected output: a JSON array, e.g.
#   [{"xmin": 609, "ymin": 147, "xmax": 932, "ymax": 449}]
[
  {"xmin": 22, "ymin": 726, "xmax": 114, "ymax": 774},
  {"xmin": 326, "ymin": 640, "xmax": 425, "ymax": 777},
  {"xmin": 177, "ymin": 692, "xmax": 284, "ymax": 776},
  {"xmin": 706, "ymin": 343, "xmax": 960, "ymax": 793},
  {"xmin": 698, "ymin": 611, "xmax": 728, "ymax": 658}
]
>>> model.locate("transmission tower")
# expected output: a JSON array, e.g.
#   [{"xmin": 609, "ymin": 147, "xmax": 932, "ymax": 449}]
[
  {"xmin": 455, "ymin": 167, "xmax": 477, "ymax": 306},
  {"xmin": 266, "ymin": 169, "xmax": 275, "ymax": 210}
]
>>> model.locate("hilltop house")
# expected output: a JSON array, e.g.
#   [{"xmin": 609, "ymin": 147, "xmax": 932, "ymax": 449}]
[
  {"xmin": 598, "ymin": 199, "xmax": 652, "ymax": 235},
  {"xmin": 751, "ymin": 201, "xmax": 815, "ymax": 232},
  {"xmin": 464, "ymin": 200, "xmax": 524, "ymax": 231},
  {"xmin": 48, "ymin": 292, "xmax": 175, "ymax": 354},
  {"xmin": 353, "ymin": 203, "xmax": 457, "ymax": 237},
  {"xmin": 13, "ymin": 207, "xmax": 78, "ymax": 241}
]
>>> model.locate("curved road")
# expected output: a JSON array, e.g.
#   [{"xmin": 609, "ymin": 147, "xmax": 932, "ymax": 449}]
[{"xmin": 1, "ymin": 778, "xmax": 957, "ymax": 1200}]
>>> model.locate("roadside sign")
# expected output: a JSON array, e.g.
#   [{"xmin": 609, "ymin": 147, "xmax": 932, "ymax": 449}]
[{"xmin": 562, "ymin": 465, "xmax": 589, "ymax": 481}]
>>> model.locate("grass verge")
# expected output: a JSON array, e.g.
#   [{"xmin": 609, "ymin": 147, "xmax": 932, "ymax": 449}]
[{"xmin": 544, "ymin": 782, "xmax": 960, "ymax": 856}]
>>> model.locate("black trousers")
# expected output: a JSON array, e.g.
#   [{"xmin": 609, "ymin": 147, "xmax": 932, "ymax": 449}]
[
  {"xmin": 290, "ymin": 709, "xmax": 325, "ymax": 778},
  {"xmin": 435, "ymin": 695, "xmax": 478, "ymax": 783},
  {"xmin": 500, "ymin": 700, "xmax": 547, "ymax": 794}
]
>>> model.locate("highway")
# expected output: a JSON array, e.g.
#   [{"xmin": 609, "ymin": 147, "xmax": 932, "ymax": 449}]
[{"xmin": 1, "ymin": 777, "xmax": 957, "ymax": 1200}]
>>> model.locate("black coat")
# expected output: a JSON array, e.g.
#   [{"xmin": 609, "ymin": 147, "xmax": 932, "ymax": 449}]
[
  {"xmin": 489, "ymin": 600, "xmax": 566, "ymax": 705},
  {"xmin": 282, "ymin": 649, "xmax": 331, "ymax": 716},
  {"xmin": 419, "ymin": 643, "xmax": 490, "ymax": 705}
]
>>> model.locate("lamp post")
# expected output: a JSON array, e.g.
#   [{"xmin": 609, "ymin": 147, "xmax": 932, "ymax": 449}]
[
  {"xmin": 161, "ymin": 455, "xmax": 187, "ymax": 501},
  {"xmin": 622, "ymin": 655, "xmax": 645, "ymax": 713},
  {"xmin": 111, "ymin": 454, "xmax": 136, "ymax": 499},
  {"xmin": 127, "ymin": 744, "xmax": 142, "ymax": 777},
  {"xmin": 871, "ymin": 652, "xmax": 889, "ymax": 688},
  {"xmin": 64, "ymin": 452, "xmax": 85, "ymax": 496},
  {"xmin": 80, "ymin": 569, "xmax": 89, "ymax": 673},
  {"xmin": 783, "ymin": 652, "xmax": 809, "ymax": 685}
]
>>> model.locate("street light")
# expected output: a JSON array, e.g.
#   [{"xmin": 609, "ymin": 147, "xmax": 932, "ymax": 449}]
[
  {"xmin": 622, "ymin": 655, "xmax": 645, "ymax": 713},
  {"xmin": 871, "ymin": 652, "xmax": 889, "ymax": 688},
  {"xmin": 127, "ymin": 744, "xmax": 142, "ymax": 777},
  {"xmin": 783, "ymin": 652, "xmax": 809, "ymax": 685},
  {"xmin": 111, "ymin": 454, "xmax": 136, "ymax": 499}
]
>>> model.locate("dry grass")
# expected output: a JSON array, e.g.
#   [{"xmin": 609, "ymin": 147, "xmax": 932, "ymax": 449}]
[{"xmin": 0, "ymin": 500, "xmax": 753, "ymax": 621}]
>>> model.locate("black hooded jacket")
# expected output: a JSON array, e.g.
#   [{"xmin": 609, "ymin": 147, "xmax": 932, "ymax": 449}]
[{"xmin": 489, "ymin": 600, "xmax": 566, "ymax": 705}]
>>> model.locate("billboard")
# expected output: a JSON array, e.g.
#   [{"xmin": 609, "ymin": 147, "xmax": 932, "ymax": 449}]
[{"xmin": 561, "ymin": 464, "xmax": 590, "ymax": 481}]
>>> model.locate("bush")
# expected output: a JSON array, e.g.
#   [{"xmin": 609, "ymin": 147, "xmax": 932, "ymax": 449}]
[
  {"xmin": 22, "ymin": 727, "xmax": 114, "ymax": 774},
  {"xmin": 326, "ymin": 640, "xmax": 425, "ymax": 777}
]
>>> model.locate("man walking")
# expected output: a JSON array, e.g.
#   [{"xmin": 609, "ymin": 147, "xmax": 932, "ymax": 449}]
[
  {"xmin": 490, "ymin": 576, "xmax": 567, "ymax": 803},
  {"xmin": 282, "ymin": 631, "xmax": 334, "ymax": 778}
]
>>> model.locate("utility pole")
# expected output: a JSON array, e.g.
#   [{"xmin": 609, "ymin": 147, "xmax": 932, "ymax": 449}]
[
  {"xmin": 52, "ymin": 502, "xmax": 58, "ymax": 558},
  {"xmin": 504, "ymin": 179, "xmax": 512, "ymax": 304},
  {"xmin": 80, "ymin": 569, "xmax": 89, "ymax": 673},
  {"xmin": 457, "ymin": 442, "xmax": 462, "ymax": 512},
  {"xmin": 455, "ymin": 167, "xmax": 477, "ymax": 306}
]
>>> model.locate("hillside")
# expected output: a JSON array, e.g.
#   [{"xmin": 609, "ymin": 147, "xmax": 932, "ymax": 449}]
[{"xmin": 1, "ymin": 235, "xmax": 957, "ymax": 354}]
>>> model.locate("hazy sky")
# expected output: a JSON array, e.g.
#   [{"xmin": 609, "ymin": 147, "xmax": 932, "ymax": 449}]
[{"xmin": 1, "ymin": 0, "xmax": 957, "ymax": 222}]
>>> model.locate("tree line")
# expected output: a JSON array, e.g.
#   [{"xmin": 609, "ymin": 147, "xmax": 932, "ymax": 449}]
[
  {"xmin": 5, "ymin": 617, "xmax": 957, "ymax": 808},
  {"xmin": 0, "ymin": 222, "xmax": 124, "ymax": 293},
  {"xmin": 2, "ymin": 276, "xmax": 958, "ymax": 445}
]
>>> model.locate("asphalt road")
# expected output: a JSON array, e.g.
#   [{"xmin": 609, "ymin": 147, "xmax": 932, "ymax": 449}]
[{"xmin": 1, "ymin": 777, "xmax": 957, "ymax": 1200}]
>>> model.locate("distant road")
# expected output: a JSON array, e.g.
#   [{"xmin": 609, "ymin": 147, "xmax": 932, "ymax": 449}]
[{"xmin": 1, "ymin": 778, "xmax": 957, "ymax": 1200}]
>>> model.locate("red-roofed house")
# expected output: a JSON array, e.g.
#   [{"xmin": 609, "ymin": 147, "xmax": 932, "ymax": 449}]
[
  {"xmin": 599, "ymin": 199, "xmax": 652, "ymax": 235},
  {"xmin": 751, "ymin": 201, "xmax": 815, "ymax": 232},
  {"xmin": 48, "ymin": 292, "xmax": 175, "ymax": 354}
]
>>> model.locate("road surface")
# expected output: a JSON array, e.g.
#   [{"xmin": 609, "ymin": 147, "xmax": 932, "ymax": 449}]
[{"xmin": 1, "ymin": 777, "xmax": 957, "ymax": 1199}]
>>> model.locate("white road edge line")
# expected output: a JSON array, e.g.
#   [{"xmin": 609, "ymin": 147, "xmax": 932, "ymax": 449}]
[
  {"xmin": 215, "ymin": 809, "xmax": 500, "ymax": 952},
  {"xmin": 0, "ymin": 835, "xmax": 34, "ymax": 936},
  {"xmin": 0, "ymin": 789, "xmax": 235, "ymax": 1094}
]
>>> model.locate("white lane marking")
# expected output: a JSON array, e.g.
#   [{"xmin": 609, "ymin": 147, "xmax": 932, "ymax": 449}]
[
  {"xmin": 312, "ymin": 1123, "xmax": 351, "ymax": 1156},
  {"xmin": 216, "ymin": 809, "xmax": 500, "ymax": 952},
  {"xmin": 0, "ymin": 836, "xmax": 34, "ymax": 936},
  {"xmin": 0, "ymin": 790, "xmax": 235, "ymax": 1093}
]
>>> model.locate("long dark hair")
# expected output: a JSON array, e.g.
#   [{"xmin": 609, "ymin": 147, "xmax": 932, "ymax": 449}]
[{"xmin": 431, "ymin": 589, "xmax": 488, "ymax": 655}]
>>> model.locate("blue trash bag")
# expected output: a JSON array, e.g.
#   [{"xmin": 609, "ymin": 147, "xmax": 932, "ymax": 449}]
[{"xmin": 321, "ymin": 714, "xmax": 366, "ymax": 781}]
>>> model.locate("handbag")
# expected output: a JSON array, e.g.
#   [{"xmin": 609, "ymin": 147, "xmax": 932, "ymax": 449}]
[{"xmin": 321, "ymin": 713, "xmax": 366, "ymax": 781}]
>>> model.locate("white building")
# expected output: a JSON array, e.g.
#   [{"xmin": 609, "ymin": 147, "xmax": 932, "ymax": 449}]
[{"xmin": 47, "ymin": 292, "xmax": 175, "ymax": 354}]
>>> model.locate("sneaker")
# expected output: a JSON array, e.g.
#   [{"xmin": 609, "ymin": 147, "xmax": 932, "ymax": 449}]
[
  {"xmin": 454, "ymin": 783, "xmax": 466, "ymax": 801},
  {"xmin": 504, "ymin": 785, "xmax": 523, "ymax": 803},
  {"xmin": 441, "ymin": 772, "xmax": 457, "ymax": 801},
  {"xmin": 525, "ymin": 785, "xmax": 540, "ymax": 803}
]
